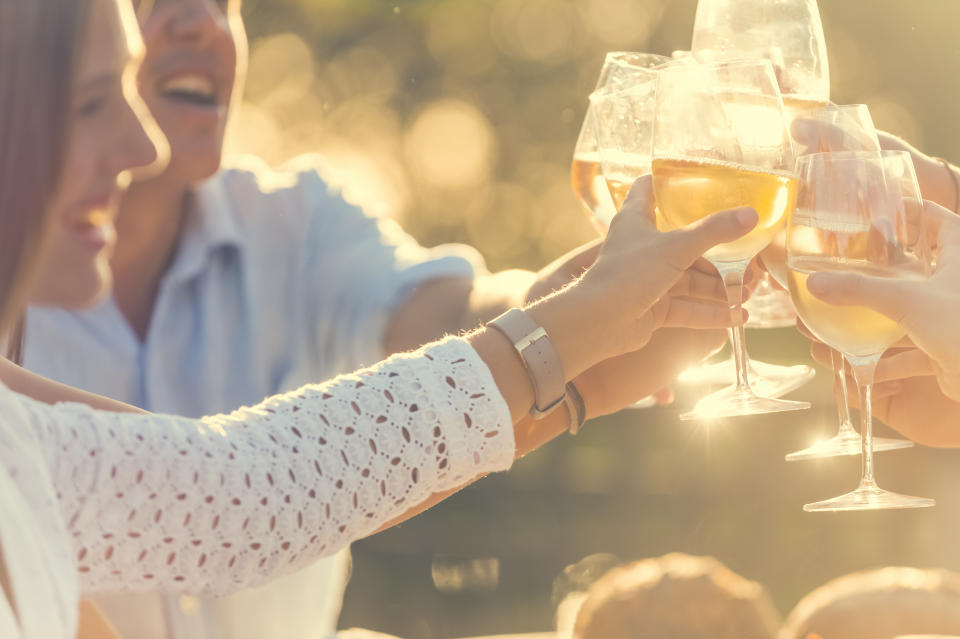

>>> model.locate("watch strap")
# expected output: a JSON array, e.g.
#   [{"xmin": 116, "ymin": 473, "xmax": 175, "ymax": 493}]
[{"xmin": 489, "ymin": 308, "xmax": 567, "ymax": 419}]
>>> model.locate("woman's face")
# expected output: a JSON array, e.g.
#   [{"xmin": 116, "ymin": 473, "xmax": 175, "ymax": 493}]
[{"xmin": 29, "ymin": 0, "xmax": 165, "ymax": 309}]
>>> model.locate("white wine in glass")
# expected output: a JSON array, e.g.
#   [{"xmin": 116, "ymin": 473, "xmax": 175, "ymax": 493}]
[
  {"xmin": 571, "ymin": 52, "xmax": 669, "ymax": 234},
  {"xmin": 788, "ymin": 151, "xmax": 934, "ymax": 511},
  {"xmin": 783, "ymin": 105, "xmax": 914, "ymax": 460},
  {"xmin": 653, "ymin": 59, "xmax": 810, "ymax": 419}
]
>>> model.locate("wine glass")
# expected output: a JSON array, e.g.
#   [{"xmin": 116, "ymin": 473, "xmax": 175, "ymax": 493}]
[
  {"xmin": 693, "ymin": 0, "xmax": 830, "ymax": 331},
  {"xmin": 788, "ymin": 150, "xmax": 934, "ymax": 511},
  {"xmin": 652, "ymin": 59, "xmax": 810, "ymax": 419},
  {"xmin": 783, "ymin": 105, "xmax": 912, "ymax": 459},
  {"xmin": 571, "ymin": 52, "xmax": 670, "ymax": 235},
  {"xmin": 692, "ymin": 0, "xmax": 830, "ymax": 120}
]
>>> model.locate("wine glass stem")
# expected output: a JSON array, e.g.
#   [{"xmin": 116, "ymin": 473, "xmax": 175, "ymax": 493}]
[
  {"xmin": 831, "ymin": 350, "xmax": 857, "ymax": 436},
  {"xmin": 716, "ymin": 263, "xmax": 752, "ymax": 392},
  {"xmin": 848, "ymin": 355, "xmax": 881, "ymax": 489}
]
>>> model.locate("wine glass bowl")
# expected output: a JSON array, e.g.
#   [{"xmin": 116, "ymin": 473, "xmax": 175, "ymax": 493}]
[
  {"xmin": 571, "ymin": 52, "xmax": 670, "ymax": 233},
  {"xmin": 692, "ymin": 0, "xmax": 829, "ymax": 111}
]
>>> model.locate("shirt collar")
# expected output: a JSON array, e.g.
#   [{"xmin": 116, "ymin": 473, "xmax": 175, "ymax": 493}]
[{"xmin": 162, "ymin": 176, "xmax": 243, "ymax": 287}]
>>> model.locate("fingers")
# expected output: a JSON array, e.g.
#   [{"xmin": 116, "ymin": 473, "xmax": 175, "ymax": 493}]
[
  {"xmin": 657, "ymin": 296, "xmax": 747, "ymax": 330},
  {"xmin": 791, "ymin": 118, "xmax": 843, "ymax": 153},
  {"xmin": 653, "ymin": 386, "xmax": 675, "ymax": 405},
  {"xmin": 665, "ymin": 207, "xmax": 759, "ymax": 270},
  {"xmin": 805, "ymin": 271, "xmax": 913, "ymax": 323},
  {"xmin": 924, "ymin": 199, "xmax": 960, "ymax": 266},
  {"xmin": 873, "ymin": 348, "xmax": 937, "ymax": 383},
  {"xmin": 669, "ymin": 269, "xmax": 726, "ymax": 302},
  {"xmin": 613, "ymin": 175, "xmax": 656, "ymax": 229}
]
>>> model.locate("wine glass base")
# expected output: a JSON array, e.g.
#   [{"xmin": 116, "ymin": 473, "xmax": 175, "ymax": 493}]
[
  {"xmin": 680, "ymin": 387, "xmax": 810, "ymax": 421},
  {"xmin": 678, "ymin": 359, "xmax": 815, "ymax": 397},
  {"xmin": 786, "ymin": 430, "xmax": 914, "ymax": 461},
  {"xmin": 750, "ymin": 364, "xmax": 816, "ymax": 398},
  {"xmin": 804, "ymin": 484, "xmax": 935, "ymax": 512}
]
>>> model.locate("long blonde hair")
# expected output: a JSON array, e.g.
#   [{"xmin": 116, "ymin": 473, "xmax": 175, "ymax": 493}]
[{"xmin": 0, "ymin": 0, "xmax": 90, "ymax": 351}]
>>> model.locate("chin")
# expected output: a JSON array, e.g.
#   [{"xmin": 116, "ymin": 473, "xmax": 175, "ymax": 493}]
[{"xmin": 36, "ymin": 266, "xmax": 112, "ymax": 311}]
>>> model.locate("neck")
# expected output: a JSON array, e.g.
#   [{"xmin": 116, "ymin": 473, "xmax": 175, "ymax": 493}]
[{"xmin": 110, "ymin": 175, "xmax": 190, "ymax": 341}]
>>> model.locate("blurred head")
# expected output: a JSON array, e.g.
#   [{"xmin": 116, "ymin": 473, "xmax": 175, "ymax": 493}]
[
  {"xmin": 132, "ymin": 0, "xmax": 247, "ymax": 185},
  {"xmin": 0, "ymin": 0, "xmax": 159, "ymax": 339},
  {"xmin": 28, "ymin": 0, "xmax": 164, "ymax": 310},
  {"xmin": 573, "ymin": 553, "xmax": 781, "ymax": 639},
  {"xmin": 781, "ymin": 567, "xmax": 960, "ymax": 639}
]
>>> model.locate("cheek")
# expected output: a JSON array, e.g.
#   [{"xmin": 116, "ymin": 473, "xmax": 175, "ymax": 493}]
[{"xmin": 58, "ymin": 129, "xmax": 101, "ymax": 204}]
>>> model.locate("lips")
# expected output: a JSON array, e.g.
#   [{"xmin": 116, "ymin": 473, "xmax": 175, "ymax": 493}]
[
  {"xmin": 67, "ymin": 196, "xmax": 117, "ymax": 252},
  {"xmin": 160, "ymin": 71, "xmax": 219, "ymax": 107}
]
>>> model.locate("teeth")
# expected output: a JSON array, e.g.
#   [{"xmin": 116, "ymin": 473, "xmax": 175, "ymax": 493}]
[{"xmin": 161, "ymin": 74, "xmax": 215, "ymax": 99}]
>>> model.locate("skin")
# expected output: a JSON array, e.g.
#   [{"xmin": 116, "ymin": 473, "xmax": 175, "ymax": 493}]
[{"xmin": 28, "ymin": 0, "xmax": 161, "ymax": 310}]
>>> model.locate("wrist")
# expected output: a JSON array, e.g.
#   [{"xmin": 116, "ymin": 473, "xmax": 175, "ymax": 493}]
[{"xmin": 525, "ymin": 282, "xmax": 618, "ymax": 381}]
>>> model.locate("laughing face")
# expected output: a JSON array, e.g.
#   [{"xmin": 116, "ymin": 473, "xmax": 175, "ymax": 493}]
[
  {"xmin": 136, "ymin": 0, "xmax": 247, "ymax": 184},
  {"xmin": 30, "ymin": 0, "xmax": 162, "ymax": 309}
]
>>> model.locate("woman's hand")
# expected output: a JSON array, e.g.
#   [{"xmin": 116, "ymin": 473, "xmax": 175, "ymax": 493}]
[
  {"xmin": 809, "ymin": 340, "xmax": 960, "ymax": 448},
  {"xmin": 804, "ymin": 200, "xmax": 960, "ymax": 402},
  {"xmin": 529, "ymin": 175, "xmax": 757, "ymax": 381}
]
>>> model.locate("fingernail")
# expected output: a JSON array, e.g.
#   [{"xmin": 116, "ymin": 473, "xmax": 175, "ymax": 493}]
[{"xmin": 736, "ymin": 207, "xmax": 758, "ymax": 228}]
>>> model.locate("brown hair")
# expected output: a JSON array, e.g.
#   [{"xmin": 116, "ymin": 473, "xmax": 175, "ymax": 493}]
[
  {"xmin": 781, "ymin": 566, "xmax": 960, "ymax": 639},
  {"xmin": 0, "ymin": 0, "xmax": 91, "ymax": 348},
  {"xmin": 573, "ymin": 553, "xmax": 781, "ymax": 639}
]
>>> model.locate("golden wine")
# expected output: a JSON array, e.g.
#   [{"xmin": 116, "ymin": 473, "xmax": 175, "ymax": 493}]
[
  {"xmin": 787, "ymin": 256, "xmax": 922, "ymax": 357},
  {"xmin": 760, "ymin": 228, "xmax": 788, "ymax": 288},
  {"xmin": 652, "ymin": 157, "xmax": 799, "ymax": 263},
  {"xmin": 571, "ymin": 153, "xmax": 617, "ymax": 233},
  {"xmin": 604, "ymin": 176, "xmax": 638, "ymax": 211}
]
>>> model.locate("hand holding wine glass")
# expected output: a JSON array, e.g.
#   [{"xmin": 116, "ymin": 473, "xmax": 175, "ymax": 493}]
[
  {"xmin": 805, "ymin": 199, "xmax": 960, "ymax": 402},
  {"xmin": 787, "ymin": 150, "xmax": 935, "ymax": 511}
]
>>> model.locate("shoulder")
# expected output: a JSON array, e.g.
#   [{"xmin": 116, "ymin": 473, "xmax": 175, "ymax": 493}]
[{"xmin": 207, "ymin": 154, "xmax": 361, "ymax": 217}]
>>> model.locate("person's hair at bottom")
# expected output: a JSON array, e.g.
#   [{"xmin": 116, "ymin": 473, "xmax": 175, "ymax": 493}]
[
  {"xmin": 573, "ymin": 552, "xmax": 781, "ymax": 639},
  {"xmin": 780, "ymin": 566, "xmax": 960, "ymax": 639}
]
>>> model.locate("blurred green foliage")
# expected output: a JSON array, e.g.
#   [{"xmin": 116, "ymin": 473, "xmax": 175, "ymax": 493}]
[{"xmin": 231, "ymin": 1, "xmax": 960, "ymax": 637}]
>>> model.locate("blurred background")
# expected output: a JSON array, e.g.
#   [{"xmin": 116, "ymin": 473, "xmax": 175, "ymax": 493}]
[{"xmin": 231, "ymin": 1, "xmax": 960, "ymax": 636}]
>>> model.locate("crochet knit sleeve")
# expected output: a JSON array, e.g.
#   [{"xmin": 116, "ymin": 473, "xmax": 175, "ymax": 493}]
[{"xmin": 19, "ymin": 337, "xmax": 515, "ymax": 595}]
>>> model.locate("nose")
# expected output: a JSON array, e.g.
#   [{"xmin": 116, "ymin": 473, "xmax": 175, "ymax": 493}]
[
  {"xmin": 165, "ymin": 0, "xmax": 227, "ymax": 44},
  {"xmin": 110, "ymin": 86, "xmax": 169, "ymax": 179}
]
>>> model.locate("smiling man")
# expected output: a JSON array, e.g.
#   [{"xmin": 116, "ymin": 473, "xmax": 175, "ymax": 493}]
[{"xmin": 20, "ymin": 1, "xmax": 720, "ymax": 638}]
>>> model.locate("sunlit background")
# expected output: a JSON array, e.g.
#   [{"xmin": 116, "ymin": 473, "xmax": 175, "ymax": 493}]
[{"xmin": 231, "ymin": 1, "xmax": 960, "ymax": 636}]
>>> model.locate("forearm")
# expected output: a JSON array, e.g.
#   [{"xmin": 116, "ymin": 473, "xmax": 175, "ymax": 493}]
[{"xmin": 383, "ymin": 270, "xmax": 536, "ymax": 355}]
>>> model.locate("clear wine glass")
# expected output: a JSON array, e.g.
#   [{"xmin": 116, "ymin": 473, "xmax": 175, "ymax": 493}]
[
  {"xmin": 692, "ymin": 0, "xmax": 830, "ymax": 120},
  {"xmin": 692, "ymin": 0, "xmax": 830, "ymax": 332},
  {"xmin": 573, "ymin": 54, "xmax": 669, "ymax": 410},
  {"xmin": 571, "ymin": 52, "xmax": 670, "ymax": 235},
  {"xmin": 788, "ymin": 150, "xmax": 934, "ymax": 511},
  {"xmin": 652, "ymin": 59, "xmax": 810, "ymax": 419},
  {"xmin": 783, "ymin": 105, "xmax": 913, "ymax": 460}
]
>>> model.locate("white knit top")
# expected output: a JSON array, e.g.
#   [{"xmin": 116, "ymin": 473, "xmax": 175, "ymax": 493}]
[{"xmin": 0, "ymin": 338, "xmax": 514, "ymax": 638}]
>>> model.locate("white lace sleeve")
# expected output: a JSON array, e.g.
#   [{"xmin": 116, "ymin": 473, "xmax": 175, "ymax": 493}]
[{"xmin": 18, "ymin": 338, "xmax": 514, "ymax": 595}]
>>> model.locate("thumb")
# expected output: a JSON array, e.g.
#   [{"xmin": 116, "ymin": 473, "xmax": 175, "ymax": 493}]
[
  {"xmin": 666, "ymin": 206, "xmax": 758, "ymax": 269},
  {"xmin": 806, "ymin": 271, "xmax": 914, "ymax": 322},
  {"xmin": 612, "ymin": 174, "xmax": 656, "ymax": 230}
]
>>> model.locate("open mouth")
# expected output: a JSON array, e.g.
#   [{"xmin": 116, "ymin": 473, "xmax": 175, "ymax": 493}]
[{"xmin": 160, "ymin": 74, "xmax": 218, "ymax": 107}]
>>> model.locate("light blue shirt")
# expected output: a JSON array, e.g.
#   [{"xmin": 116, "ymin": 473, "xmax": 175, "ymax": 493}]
[{"xmin": 23, "ymin": 154, "xmax": 484, "ymax": 639}]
